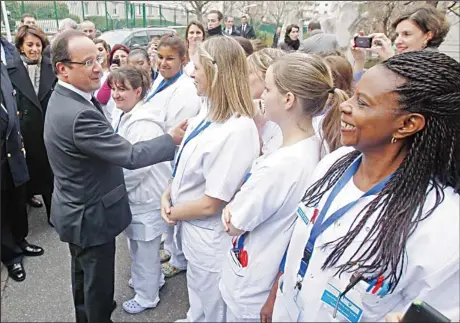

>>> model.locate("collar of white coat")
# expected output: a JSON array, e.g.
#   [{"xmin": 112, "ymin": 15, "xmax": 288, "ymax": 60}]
[
  {"xmin": 58, "ymin": 80, "xmax": 92, "ymax": 102},
  {"xmin": 119, "ymin": 100, "xmax": 166, "ymax": 131}
]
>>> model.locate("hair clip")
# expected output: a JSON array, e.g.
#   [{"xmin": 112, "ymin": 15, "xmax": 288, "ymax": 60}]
[
  {"xmin": 328, "ymin": 87, "xmax": 336, "ymax": 94},
  {"xmin": 212, "ymin": 60, "xmax": 216, "ymax": 65}
]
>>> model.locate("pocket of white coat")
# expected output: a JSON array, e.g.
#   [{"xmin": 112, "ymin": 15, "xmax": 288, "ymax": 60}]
[{"xmin": 227, "ymin": 249, "xmax": 245, "ymax": 278}]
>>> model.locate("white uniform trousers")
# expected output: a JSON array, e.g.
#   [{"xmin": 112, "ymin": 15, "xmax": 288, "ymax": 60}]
[
  {"xmin": 129, "ymin": 235, "xmax": 165, "ymax": 308},
  {"xmin": 225, "ymin": 305, "xmax": 259, "ymax": 322},
  {"xmin": 164, "ymin": 225, "xmax": 187, "ymax": 270},
  {"xmin": 184, "ymin": 262, "xmax": 226, "ymax": 322}
]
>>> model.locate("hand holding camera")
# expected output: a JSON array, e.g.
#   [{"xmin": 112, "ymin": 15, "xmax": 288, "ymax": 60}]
[{"xmin": 351, "ymin": 32, "xmax": 395, "ymax": 61}]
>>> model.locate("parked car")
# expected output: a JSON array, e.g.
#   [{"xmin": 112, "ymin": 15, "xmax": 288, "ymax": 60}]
[{"xmin": 99, "ymin": 27, "xmax": 175, "ymax": 50}]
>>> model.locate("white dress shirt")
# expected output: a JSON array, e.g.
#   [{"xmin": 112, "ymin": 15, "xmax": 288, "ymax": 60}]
[{"xmin": 57, "ymin": 80, "xmax": 92, "ymax": 103}]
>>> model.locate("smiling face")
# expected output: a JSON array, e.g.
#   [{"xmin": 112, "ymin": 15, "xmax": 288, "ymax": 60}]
[
  {"xmin": 339, "ymin": 66, "xmax": 407, "ymax": 151},
  {"xmin": 394, "ymin": 19, "xmax": 432, "ymax": 54},
  {"xmin": 113, "ymin": 49, "xmax": 128, "ymax": 66},
  {"xmin": 191, "ymin": 52, "xmax": 206, "ymax": 96},
  {"xmin": 111, "ymin": 80, "xmax": 142, "ymax": 112},
  {"xmin": 20, "ymin": 34, "xmax": 42, "ymax": 61},
  {"xmin": 95, "ymin": 43, "xmax": 108, "ymax": 65},
  {"xmin": 187, "ymin": 24, "xmax": 204, "ymax": 48},
  {"xmin": 57, "ymin": 36, "xmax": 102, "ymax": 92},
  {"xmin": 157, "ymin": 45, "xmax": 184, "ymax": 80}
]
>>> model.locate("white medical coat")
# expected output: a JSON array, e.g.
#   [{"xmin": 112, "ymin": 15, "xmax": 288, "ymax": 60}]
[
  {"xmin": 145, "ymin": 73, "xmax": 201, "ymax": 131},
  {"xmin": 113, "ymin": 101, "xmax": 170, "ymax": 241},
  {"xmin": 273, "ymin": 147, "xmax": 460, "ymax": 322},
  {"xmin": 219, "ymin": 136, "xmax": 322, "ymax": 318},
  {"xmin": 171, "ymin": 115, "xmax": 260, "ymax": 272}
]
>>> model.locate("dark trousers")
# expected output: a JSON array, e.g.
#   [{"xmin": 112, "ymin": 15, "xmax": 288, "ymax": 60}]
[
  {"xmin": 1, "ymin": 184, "xmax": 28, "ymax": 265},
  {"xmin": 69, "ymin": 240, "xmax": 116, "ymax": 323}
]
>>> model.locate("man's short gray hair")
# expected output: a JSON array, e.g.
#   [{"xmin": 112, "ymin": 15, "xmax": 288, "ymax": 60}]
[
  {"xmin": 51, "ymin": 29, "xmax": 87, "ymax": 74},
  {"xmin": 59, "ymin": 18, "xmax": 78, "ymax": 32}
]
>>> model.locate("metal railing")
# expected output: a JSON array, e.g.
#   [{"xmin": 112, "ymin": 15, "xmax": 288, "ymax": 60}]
[{"xmin": 1, "ymin": 1, "xmax": 193, "ymax": 35}]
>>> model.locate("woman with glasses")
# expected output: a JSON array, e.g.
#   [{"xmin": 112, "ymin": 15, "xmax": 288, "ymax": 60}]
[{"xmin": 7, "ymin": 25, "xmax": 56, "ymax": 227}]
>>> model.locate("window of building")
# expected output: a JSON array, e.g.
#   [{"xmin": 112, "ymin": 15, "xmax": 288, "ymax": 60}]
[
  {"xmin": 324, "ymin": 10, "xmax": 327, "ymax": 14},
  {"xmin": 136, "ymin": 5, "xmax": 141, "ymax": 16},
  {"xmin": 325, "ymin": 3, "xmax": 328, "ymax": 6},
  {"xmin": 84, "ymin": 2, "xmax": 89, "ymax": 13},
  {"xmin": 96, "ymin": 3, "xmax": 100, "ymax": 15},
  {"xmin": 113, "ymin": 4, "xmax": 118, "ymax": 15}
]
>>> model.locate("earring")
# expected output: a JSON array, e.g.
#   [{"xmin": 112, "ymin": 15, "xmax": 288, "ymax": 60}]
[{"xmin": 391, "ymin": 137, "xmax": 397, "ymax": 144}]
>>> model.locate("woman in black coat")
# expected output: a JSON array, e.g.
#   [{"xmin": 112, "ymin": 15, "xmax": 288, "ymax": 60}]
[{"xmin": 7, "ymin": 25, "xmax": 56, "ymax": 225}]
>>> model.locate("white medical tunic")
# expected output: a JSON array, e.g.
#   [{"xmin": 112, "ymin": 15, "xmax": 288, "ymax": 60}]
[
  {"xmin": 145, "ymin": 73, "xmax": 201, "ymax": 131},
  {"xmin": 273, "ymin": 147, "xmax": 460, "ymax": 322},
  {"xmin": 219, "ymin": 136, "xmax": 322, "ymax": 319},
  {"xmin": 170, "ymin": 115, "xmax": 260, "ymax": 272}
]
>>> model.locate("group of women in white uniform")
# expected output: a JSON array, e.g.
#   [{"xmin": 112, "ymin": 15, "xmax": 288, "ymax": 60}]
[{"xmin": 101, "ymin": 19, "xmax": 459, "ymax": 323}]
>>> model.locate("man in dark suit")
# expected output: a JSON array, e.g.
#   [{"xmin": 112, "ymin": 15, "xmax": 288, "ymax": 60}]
[
  {"xmin": 44, "ymin": 30, "xmax": 186, "ymax": 323},
  {"xmin": 237, "ymin": 15, "xmax": 256, "ymax": 39},
  {"xmin": 1, "ymin": 38, "xmax": 44, "ymax": 282},
  {"xmin": 223, "ymin": 16, "xmax": 240, "ymax": 36}
]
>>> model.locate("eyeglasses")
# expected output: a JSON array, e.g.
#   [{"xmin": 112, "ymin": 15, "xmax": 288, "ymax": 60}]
[{"xmin": 61, "ymin": 55, "xmax": 104, "ymax": 68}]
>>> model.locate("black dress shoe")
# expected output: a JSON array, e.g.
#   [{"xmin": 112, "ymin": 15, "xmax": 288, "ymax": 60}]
[
  {"xmin": 19, "ymin": 240, "xmax": 44, "ymax": 257},
  {"xmin": 7, "ymin": 262, "xmax": 26, "ymax": 282},
  {"xmin": 28, "ymin": 197, "xmax": 43, "ymax": 208}
]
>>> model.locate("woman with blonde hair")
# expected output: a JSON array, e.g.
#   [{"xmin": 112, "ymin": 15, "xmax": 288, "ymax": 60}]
[
  {"xmin": 220, "ymin": 53, "xmax": 347, "ymax": 322},
  {"xmin": 160, "ymin": 36, "xmax": 260, "ymax": 322},
  {"xmin": 247, "ymin": 48, "xmax": 285, "ymax": 155}
]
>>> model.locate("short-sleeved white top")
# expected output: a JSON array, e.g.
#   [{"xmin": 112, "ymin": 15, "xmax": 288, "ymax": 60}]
[
  {"xmin": 273, "ymin": 147, "xmax": 460, "ymax": 322},
  {"xmin": 171, "ymin": 114, "xmax": 260, "ymax": 272},
  {"xmin": 219, "ymin": 135, "xmax": 322, "ymax": 318}
]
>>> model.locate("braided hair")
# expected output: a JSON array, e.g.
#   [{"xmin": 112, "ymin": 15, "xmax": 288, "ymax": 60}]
[{"xmin": 302, "ymin": 50, "xmax": 460, "ymax": 292}]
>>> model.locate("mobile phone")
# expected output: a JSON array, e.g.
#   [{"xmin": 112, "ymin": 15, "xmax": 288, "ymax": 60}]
[
  {"xmin": 402, "ymin": 300, "xmax": 450, "ymax": 322},
  {"xmin": 354, "ymin": 35, "xmax": 374, "ymax": 49},
  {"xmin": 112, "ymin": 58, "xmax": 120, "ymax": 66}
]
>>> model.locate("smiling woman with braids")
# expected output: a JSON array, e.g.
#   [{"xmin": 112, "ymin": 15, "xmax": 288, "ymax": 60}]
[{"xmin": 260, "ymin": 50, "xmax": 460, "ymax": 323}]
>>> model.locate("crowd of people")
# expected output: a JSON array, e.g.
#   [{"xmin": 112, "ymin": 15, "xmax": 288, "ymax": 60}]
[{"xmin": 1, "ymin": 4, "xmax": 459, "ymax": 323}]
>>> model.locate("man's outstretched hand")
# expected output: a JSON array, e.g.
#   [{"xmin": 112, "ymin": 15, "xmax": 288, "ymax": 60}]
[{"xmin": 168, "ymin": 119, "xmax": 189, "ymax": 145}]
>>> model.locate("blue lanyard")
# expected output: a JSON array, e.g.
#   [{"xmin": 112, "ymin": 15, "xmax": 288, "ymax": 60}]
[
  {"xmin": 296, "ymin": 155, "xmax": 393, "ymax": 287},
  {"xmin": 145, "ymin": 71, "xmax": 182, "ymax": 103},
  {"xmin": 114, "ymin": 112, "xmax": 125, "ymax": 133},
  {"xmin": 172, "ymin": 119, "xmax": 211, "ymax": 178}
]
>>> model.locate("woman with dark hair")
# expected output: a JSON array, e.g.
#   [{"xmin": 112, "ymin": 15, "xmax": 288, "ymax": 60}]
[
  {"xmin": 278, "ymin": 24, "xmax": 300, "ymax": 52},
  {"xmin": 107, "ymin": 65, "xmax": 170, "ymax": 314},
  {"xmin": 95, "ymin": 44, "xmax": 130, "ymax": 122},
  {"xmin": 184, "ymin": 21, "xmax": 206, "ymax": 76},
  {"xmin": 127, "ymin": 48, "xmax": 158, "ymax": 84},
  {"xmin": 261, "ymin": 50, "xmax": 460, "ymax": 322},
  {"xmin": 351, "ymin": 5, "xmax": 450, "ymax": 77},
  {"xmin": 8, "ymin": 24, "xmax": 56, "ymax": 226},
  {"xmin": 142, "ymin": 35, "xmax": 201, "ymax": 280}
]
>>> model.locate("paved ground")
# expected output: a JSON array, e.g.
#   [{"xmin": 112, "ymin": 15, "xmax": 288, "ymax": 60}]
[{"xmin": 1, "ymin": 198, "xmax": 189, "ymax": 322}]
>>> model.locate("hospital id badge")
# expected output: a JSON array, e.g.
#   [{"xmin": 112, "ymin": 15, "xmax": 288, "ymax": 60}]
[
  {"xmin": 319, "ymin": 278, "xmax": 363, "ymax": 323},
  {"xmin": 296, "ymin": 202, "xmax": 316, "ymax": 226}
]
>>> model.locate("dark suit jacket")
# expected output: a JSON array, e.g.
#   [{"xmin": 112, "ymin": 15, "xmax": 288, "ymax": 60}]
[
  {"xmin": 1, "ymin": 62, "xmax": 29, "ymax": 191},
  {"xmin": 7, "ymin": 53, "xmax": 56, "ymax": 195},
  {"xmin": 44, "ymin": 84, "xmax": 177, "ymax": 248},
  {"xmin": 237, "ymin": 24, "xmax": 256, "ymax": 39},
  {"xmin": 224, "ymin": 28, "xmax": 240, "ymax": 36}
]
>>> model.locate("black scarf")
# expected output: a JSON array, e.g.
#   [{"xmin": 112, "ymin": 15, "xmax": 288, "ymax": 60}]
[
  {"xmin": 207, "ymin": 25, "xmax": 223, "ymax": 37},
  {"xmin": 284, "ymin": 37, "xmax": 300, "ymax": 51}
]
